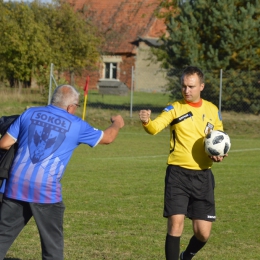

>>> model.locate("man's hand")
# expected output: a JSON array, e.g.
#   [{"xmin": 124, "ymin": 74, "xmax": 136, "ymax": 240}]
[
  {"xmin": 210, "ymin": 154, "xmax": 228, "ymax": 162},
  {"xmin": 99, "ymin": 115, "xmax": 124, "ymax": 145},
  {"xmin": 139, "ymin": 109, "xmax": 151, "ymax": 124},
  {"xmin": 111, "ymin": 115, "xmax": 124, "ymax": 129}
]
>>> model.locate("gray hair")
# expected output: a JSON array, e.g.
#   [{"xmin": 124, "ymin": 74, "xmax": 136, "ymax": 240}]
[{"xmin": 51, "ymin": 85, "xmax": 80, "ymax": 108}]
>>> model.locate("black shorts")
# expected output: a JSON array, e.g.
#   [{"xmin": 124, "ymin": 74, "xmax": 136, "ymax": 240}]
[{"xmin": 163, "ymin": 165, "xmax": 216, "ymax": 222}]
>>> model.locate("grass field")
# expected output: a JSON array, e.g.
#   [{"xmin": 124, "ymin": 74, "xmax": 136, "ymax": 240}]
[{"xmin": 1, "ymin": 88, "xmax": 260, "ymax": 259}]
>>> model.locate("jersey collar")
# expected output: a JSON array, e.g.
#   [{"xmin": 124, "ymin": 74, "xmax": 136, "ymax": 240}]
[{"xmin": 185, "ymin": 99, "xmax": 202, "ymax": 107}]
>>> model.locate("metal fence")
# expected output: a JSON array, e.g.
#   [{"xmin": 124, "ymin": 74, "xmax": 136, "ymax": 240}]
[
  {"xmin": 164, "ymin": 68, "xmax": 260, "ymax": 115},
  {"xmin": 48, "ymin": 65, "xmax": 260, "ymax": 116}
]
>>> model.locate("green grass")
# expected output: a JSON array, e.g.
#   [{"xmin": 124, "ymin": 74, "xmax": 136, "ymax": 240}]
[
  {"xmin": 85, "ymin": 90, "xmax": 171, "ymax": 107},
  {"xmin": 1, "ymin": 88, "xmax": 260, "ymax": 259}
]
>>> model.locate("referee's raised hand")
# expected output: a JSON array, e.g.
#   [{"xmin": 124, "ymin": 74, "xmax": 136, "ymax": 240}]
[{"xmin": 139, "ymin": 109, "xmax": 151, "ymax": 124}]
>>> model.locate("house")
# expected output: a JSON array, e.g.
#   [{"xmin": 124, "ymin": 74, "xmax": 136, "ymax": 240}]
[{"xmin": 71, "ymin": 0, "xmax": 168, "ymax": 94}]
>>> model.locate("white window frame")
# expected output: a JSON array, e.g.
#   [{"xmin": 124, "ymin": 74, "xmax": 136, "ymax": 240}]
[
  {"xmin": 105, "ymin": 62, "xmax": 117, "ymax": 79},
  {"xmin": 101, "ymin": 55, "xmax": 122, "ymax": 80}
]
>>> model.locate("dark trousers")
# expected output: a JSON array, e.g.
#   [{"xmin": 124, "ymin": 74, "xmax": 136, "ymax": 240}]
[{"xmin": 0, "ymin": 198, "xmax": 65, "ymax": 260}]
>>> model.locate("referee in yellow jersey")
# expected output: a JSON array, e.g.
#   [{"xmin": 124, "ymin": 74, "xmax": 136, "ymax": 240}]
[{"xmin": 139, "ymin": 66, "xmax": 228, "ymax": 260}]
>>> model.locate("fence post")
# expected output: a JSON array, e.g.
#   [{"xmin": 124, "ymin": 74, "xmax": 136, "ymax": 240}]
[
  {"xmin": 48, "ymin": 63, "xmax": 54, "ymax": 105},
  {"xmin": 219, "ymin": 69, "xmax": 223, "ymax": 113},
  {"xmin": 130, "ymin": 66, "xmax": 134, "ymax": 117}
]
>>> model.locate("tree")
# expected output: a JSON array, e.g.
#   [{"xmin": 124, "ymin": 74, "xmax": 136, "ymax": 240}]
[
  {"xmin": 153, "ymin": 0, "xmax": 260, "ymax": 113},
  {"xmin": 0, "ymin": 1, "xmax": 9, "ymax": 81},
  {"xmin": 0, "ymin": 1, "xmax": 102, "ymax": 91},
  {"xmin": 36, "ymin": 2, "xmax": 102, "ymax": 85},
  {"xmin": 0, "ymin": 2, "xmax": 50, "ymax": 90},
  {"xmin": 156, "ymin": 0, "xmax": 260, "ymax": 70}
]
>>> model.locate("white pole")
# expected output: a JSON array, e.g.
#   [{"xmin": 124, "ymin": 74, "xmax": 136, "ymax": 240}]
[
  {"xmin": 48, "ymin": 63, "xmax": 54, "ymax": 105},
  {"xmin": 130, "ymin": 66, "xmax": 134, "ymax": 117},
  {"xmin": 219, "ymin": 69, "xmax": 223, "ymax": 113}
]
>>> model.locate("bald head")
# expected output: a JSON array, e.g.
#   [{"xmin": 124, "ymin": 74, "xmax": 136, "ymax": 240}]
[{"xmin": 51, "ymin": 85, "xmax": 80, "ymax": 109}]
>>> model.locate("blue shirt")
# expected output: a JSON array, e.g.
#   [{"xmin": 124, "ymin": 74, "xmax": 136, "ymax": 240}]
[{"xmin": 5, "ymin": 105, "xmax": 103, "ymax": 203}]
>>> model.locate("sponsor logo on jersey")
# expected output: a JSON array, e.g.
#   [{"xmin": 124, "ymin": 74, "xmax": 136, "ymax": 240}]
[
  {"xmin": 207, "ymin": 215, "xmax": 216, "ymax": 219},
  {"xmin": 28, "ymin": 111, "xmax": 71, "ymax": 164},
  {"xmin": 170, "ymin": 111, "xmax": 193, "ymax": 126}
]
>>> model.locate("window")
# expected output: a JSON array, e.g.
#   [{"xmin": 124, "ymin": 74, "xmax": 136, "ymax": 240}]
[{"xmin": 105, "ymin": 62, "xmax": 117, "ymax": 79}]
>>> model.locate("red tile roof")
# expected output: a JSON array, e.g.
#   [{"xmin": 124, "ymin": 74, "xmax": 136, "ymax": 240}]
[{"xmin": 72, "ymin": 0, "xmax": 166, "ymax": 53}]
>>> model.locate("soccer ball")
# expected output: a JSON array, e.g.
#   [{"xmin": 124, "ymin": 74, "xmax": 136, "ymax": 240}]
[{"xmin": 204, "ymin": 130, "xmax": 231, "ymax": 156}]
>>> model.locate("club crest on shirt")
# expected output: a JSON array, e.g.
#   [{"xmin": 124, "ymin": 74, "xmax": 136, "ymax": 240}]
[
  {"xmin": 28, "ymin": 111, "xmax": 71, "ymax": 164},
  {"xmin": 204, "ymin": 122, "xmax": 214, "ymax": 135}
]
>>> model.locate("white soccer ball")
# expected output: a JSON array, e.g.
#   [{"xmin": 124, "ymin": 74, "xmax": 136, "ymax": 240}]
[{"xmin": 204, "ymin": 130, "xmax": 231, "ymax": 156}]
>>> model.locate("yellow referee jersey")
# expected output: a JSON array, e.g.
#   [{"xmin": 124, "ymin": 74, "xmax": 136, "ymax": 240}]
[{"xmin": 143, "ymin": 99, "xmax": 223, "ymax": 170}]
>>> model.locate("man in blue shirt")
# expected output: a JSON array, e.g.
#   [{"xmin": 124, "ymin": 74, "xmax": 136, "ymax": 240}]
[{"xmin": 0, "ymin": 84, "xmax": 124, "ymax": 260}]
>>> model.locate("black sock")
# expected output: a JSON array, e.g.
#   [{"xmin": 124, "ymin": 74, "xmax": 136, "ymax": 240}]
[
  {"xmin": 183, "ymin": 235, "xmax": 207, "ymax": 260},
  {"xmin": 165, "ymin": 233, "xmax": 180, "ymax": 260}
]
